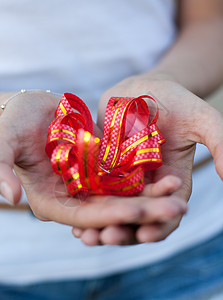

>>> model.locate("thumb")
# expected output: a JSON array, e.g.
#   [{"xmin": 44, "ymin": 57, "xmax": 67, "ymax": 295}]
[
  {"xmin": 197, "ymin": 104, "xmax": 223, "ymax": 180},
  {"xmin": 0, "ymin": 136, "xmax": 22, "ymax": 205}
]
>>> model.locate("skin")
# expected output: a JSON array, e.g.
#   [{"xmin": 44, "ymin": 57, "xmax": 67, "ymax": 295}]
[{"xmin": 0, "ymin": 0, "xmax": 223, "ymax": 245}]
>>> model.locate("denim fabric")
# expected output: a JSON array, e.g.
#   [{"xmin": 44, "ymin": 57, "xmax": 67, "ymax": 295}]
[{"xmin": 0, "ymin": 229, "xmax": 223, "ymax": 300}]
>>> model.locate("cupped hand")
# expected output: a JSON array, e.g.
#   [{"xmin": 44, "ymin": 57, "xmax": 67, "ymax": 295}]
[
  {"xmin": 99, "ymin": 74, "xmax": 223, "ymax": 200},
  {"xmin": 72, "ymin": 74, "xmax": 223, "ymax": 245},
  {"xmin": 0, "ymin": 90, "xmax": 185, "ymax": 230}
]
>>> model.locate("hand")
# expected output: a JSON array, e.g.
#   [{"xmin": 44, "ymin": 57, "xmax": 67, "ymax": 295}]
[
  {"xmin": 0, "ymin": 90, "xmax": 186, "ymax": 229},
  {"xmin": 73, "ymin": 175, "xmax": 186, "ymax": 245},
  {"xmin": 72, "ymin": 73, "xmax": 223, "ymax": 245}
]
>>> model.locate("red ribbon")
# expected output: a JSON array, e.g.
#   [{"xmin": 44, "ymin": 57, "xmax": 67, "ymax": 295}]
[{"xmin": 45, "ymin": 93, "xmax": 165, "ymax": 196}]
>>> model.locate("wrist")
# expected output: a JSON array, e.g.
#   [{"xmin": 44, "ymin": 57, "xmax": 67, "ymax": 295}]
[
  {"xmin": 0, "ymin": 90, "xmax": 61, "ymax": 116},
  {"xmin": 0, "ymin": 92, "xmax": 16, "ymax": 104},
  {"xmin": 130, "ymin": 71, "xmax": 182, "ymax": 99}
]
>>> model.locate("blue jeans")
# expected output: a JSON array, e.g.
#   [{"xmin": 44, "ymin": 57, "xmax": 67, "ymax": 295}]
[{"xmin": 1, "ymin": 230, "xmax": 223, "ymax": 300}]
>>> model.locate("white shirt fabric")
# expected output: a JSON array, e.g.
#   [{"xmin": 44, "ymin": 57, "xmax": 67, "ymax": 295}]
[{"xmin": 0, "ymin": 0, "xmax": 222, "ymax": 285}]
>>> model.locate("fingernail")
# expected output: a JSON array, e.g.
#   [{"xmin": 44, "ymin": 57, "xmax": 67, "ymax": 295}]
[
  {"xmin": 72, "ymin": 228, "xmax": 83, "ymax": 238},
  {"xmin": 0, "ymin": 182, "xmax": 14, "ymax": 205}
]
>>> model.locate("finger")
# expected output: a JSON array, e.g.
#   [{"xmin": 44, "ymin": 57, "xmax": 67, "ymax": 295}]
[
  {"xmin": 136, "ymin": 217, "xmax": 181, "ymax": 243},
  {"xmin": 75, "ymin": 225, "xmax": 137, "ymax": 246},
  {"xmin": 81, "ymin": 198, "xmax": 187, "ymax": 245},
  {"xmin": 74, "ymin": 196, "xmax": 186, "ymax": 228},
  {"xmin": 141, "ymin": 175, "xmax": 182, "ymax": 197},
  {"xmin": 53, "ymin": 196, "xmax": 185, "ymax": 227},
  {"xmin": 29, "ymin": 190, "xmax": 143, "ymax": 228},
  {"xmin": 195, "ymin": 103, "xmax": 223, "ymax": 179},
  {"xmin": 100, "ymin": 225, "xmax": 136, "ymax": 245},
  {"xmin": 80, "ymin": 228, "xmax": 101, "ymax": 246},
  {"xmin": 0, "ymin": 134, "xmax": 22, "ymax": 204},
  {"xmin": 128, "ymin": 196, "xmax": 187, "ymax": 224}
]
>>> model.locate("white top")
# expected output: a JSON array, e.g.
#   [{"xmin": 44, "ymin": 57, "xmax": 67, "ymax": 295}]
[
  {"xmin": 0, "ymin": 0, "xmax": 176, "ymax": 119},
  {"xmin": 0, "ymin": 0, "xmax": 222, "ymax": 285}
]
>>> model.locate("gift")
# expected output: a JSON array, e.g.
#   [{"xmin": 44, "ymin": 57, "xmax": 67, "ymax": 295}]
[{"xmin": 45, "ymin": 93, "xmax": 165, "ymax": 196}]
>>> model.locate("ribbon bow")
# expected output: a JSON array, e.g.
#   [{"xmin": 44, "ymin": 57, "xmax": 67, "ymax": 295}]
[{"xmin": 45, "ymin": 93, "xmax": 165, "ymax": 196}]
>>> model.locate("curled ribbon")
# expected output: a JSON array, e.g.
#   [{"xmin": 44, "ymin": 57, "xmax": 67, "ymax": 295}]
[{"xmin": 45, "ymin": 93, "xmax": 165, "ymax": 196}]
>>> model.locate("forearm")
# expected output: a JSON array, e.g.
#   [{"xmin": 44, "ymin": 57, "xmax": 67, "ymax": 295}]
[{"xmin": 149, "ymin": 18, "xmax": 223, "ymax": 98}]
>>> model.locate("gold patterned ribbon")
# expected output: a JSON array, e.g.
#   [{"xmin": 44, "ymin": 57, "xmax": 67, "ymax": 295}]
[{"xmin": 45, "ymin": 93, "xmax": 165, "ymax": 196}]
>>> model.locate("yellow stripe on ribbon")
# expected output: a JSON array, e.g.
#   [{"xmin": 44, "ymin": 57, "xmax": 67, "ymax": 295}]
[
  {"xmin": 48, "ymin": 129, "xmax": 76, "ymax": 138},
  {"xmin": 83, "ymin": 132, "xmax": 91, "ymax": 189},
  {"xmin": 69, "ymin": 184, "xmax": 83, "ymax": 194},
  {"xmin": 65, "ymin": 172, "xmax": 80, "ymax": 184},
  {"xmin": 111, "ymin": 177, "xmax": 144, "ymax": 192},
  {"xmin": 65, "ymin": 146, "xmax": 72, "ymax": 169},
  {"xmin": 136, "ymin": 148, "xmax": 160, "ymax": 155},
  {"xmin": 158, "ymin": 139, "xmax": 165, "ymax": 144},
  {"xmin": 121, "ymin": 135, "xmax": 149, "ymax": 156},
  {"xmin": 121, "ymin": 130, "xmax": 161, "ymax": 156},
  {"xmin": 112, "ymin": 97, "xmax": 120, "ymax": 109},
  {"xmin": 56, "ymin": 145, "xmax": 65, "ymax": 174},
  {"xmin": 132, "ymin": 158, "xmax": 162, "ymax": 166},
  {"xmin": 49, "ymin": 137, "xmax": 76, "ymax": 144},
  {"xmin": 60, "ymin": 102, "xmax": 67, "ymax": 115},
  {"xmin": 148, "ymin": 130, "xmax": 160, "ymax": 138}
]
